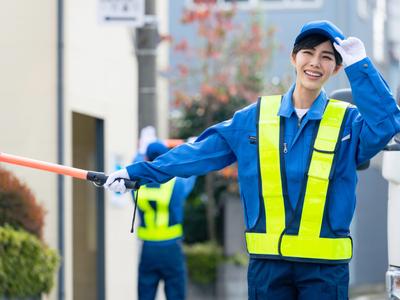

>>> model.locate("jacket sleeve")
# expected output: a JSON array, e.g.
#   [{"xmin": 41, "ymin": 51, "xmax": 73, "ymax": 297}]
[
  {"xmin": 126, "ymin": 125, "xmax": 237, "ymax": 186},
  {"xmin": 176, "ymin": 176, "xmax": 197, "ymax": 200},
  {"xmin": 346, "ymin": 57, "xmax": 400, "ymax": 165}
]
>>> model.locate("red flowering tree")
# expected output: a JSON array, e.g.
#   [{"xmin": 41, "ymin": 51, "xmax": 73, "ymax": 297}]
[
  {"xmin": 0, "ymin": 167, "xmax": 45, "ymax": 239},
  {"xmin": 165, "ymin": 5, "xmax": 287, "ymax": 242}
]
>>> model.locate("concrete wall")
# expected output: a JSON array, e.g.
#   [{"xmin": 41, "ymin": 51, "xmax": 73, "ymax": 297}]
[
  {"xmin": 0, "ymin": 0, "xmax": 169, "ymax": 299},
  {"xmin": 64, "ymin": 0, "xmax": 138, "ymax": 297},
  {"xmin": 64, "ymin": 0, "xmax": 169, "ymax": 298},
  {"xmin": 0, "ymin": 1, "xmax": 58, "ymax": 298}
]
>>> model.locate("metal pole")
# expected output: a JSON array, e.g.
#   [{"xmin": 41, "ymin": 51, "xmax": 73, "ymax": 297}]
[
  {"xmin": 136, "ymin": 0, "xmax": 159, "ymax": 134},
  {"xmin": 57, "ymin": 0, "xmax": 65, "ymax": 297}
]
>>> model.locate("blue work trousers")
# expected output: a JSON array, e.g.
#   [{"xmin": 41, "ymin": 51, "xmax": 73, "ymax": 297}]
[
  {"xmin": 138, "ymin": 241, "xmax": 186, "ymax": 300},
  {"xmin": 248, "ymin": 258, "xmax": 349, "ymax": 300}
]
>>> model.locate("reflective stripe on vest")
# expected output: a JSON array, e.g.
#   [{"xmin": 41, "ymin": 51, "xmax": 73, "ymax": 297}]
[
  {"xmin": 246, "ymin": 95, "xmax": 285, "ymax": 255},
  {"xmin": 246, "ymin": 95, "xmax": 352, "ymax": 262},
  {"xmin": 137, "ymin": 178, "xmax": 182, "ymax": 241}
]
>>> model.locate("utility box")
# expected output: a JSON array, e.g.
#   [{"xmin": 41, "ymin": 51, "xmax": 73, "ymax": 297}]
[{"xmin": 382, "ymin": 150, "xmax": 400, "ymax": 299}]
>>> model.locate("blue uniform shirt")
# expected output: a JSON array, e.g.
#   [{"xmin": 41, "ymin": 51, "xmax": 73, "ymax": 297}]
[
  {"xmin": 127, "ymin": 57, "xmax": 400, "ymax": 238},
  {"xmin": 133, "ymin": 154, "xmax": 196, "ymax": 245}
]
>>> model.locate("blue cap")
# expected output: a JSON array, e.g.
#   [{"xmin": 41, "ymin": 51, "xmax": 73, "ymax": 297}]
[
  {"xmin": 146, "ymin": 141, "xmax": 169, "ymax": 161},
  {"xmin": 294, "ymin": 20, "xmax": 345, "ymax": 45}
]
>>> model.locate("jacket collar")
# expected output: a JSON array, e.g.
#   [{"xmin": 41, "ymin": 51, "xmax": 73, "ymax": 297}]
[{"xmin": 278, "ymin": 84, "xmax": 328, "ymax": 120}]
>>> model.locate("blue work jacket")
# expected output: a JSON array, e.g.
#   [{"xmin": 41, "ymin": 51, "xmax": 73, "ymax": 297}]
[
  {"xmin": 127, "ymin": 57, "xmax": 400, "ymax": 238},
  {"xmin": 132, "ymin": 154, "xmax": 196, "ymax": 245}
]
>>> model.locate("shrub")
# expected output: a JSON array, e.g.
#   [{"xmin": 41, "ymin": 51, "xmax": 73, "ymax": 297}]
[
  {"xmin": 0, "ymin": 225, "xmax": 59, "ymax": 297},
  {"xmin": 184, "ymin": 242, "xmax": 223, "ymax": 285},
  {"xmin": 0, "ymin": 168, "xmax": 45, "ymax": 239},
  {"xmin": 225, "ymin": 251, "xmax": 249, "ymax": 267}
]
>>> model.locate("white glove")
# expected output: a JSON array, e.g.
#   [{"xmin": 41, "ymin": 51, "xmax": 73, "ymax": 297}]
[
  {"xmin": 104, "ymin": 168, "xmax": 130, "ymax": 194},
  {"xmin": 334, "ymin": 37, "xmax": 367, "ymax": 67},
  {"xmin": 138, "ymin": 126, "xmax": 157, "ymax": 154}
]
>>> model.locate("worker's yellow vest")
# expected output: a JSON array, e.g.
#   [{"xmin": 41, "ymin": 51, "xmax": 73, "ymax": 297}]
[
  {"xmin": 137, "ymin": 178, "xmax": 182, "ymax": 241},
  {"xmin": 245, "ymin": 95, "xmax": 353, "ymax": 262}
]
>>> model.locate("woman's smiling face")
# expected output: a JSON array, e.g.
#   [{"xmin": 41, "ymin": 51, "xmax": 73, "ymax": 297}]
[{"xmin": 291, "ymin": 40, "xmax": 342, "ymax": 93}]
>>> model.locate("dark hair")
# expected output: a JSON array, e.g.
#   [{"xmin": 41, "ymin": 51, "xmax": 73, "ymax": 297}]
[{"xmin": 292, "ymin": 34, "xmax": 343, "ymax": 66}]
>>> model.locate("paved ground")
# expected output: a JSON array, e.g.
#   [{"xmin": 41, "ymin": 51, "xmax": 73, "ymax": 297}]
[
  {"xmin": 351, "ymin": 294, "xmax": 386, "ymax": 300},
  {"xmin": 350, "ymin": 284, "xmax": 386, "ymax": 300}
]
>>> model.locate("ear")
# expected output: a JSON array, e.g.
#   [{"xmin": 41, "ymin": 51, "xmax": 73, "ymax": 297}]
[
  {"xmin": 332, "ymin": 64, "xmax": 343, "ymax": 75},
  {"xmin": 290, "ymin": 53, "xmax": 296, "ymax": 67}
]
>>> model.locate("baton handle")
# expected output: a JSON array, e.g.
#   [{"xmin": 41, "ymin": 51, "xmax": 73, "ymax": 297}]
[{"xmin": 86, "ymin": 171, "xmax": 138, "ymax": 189}]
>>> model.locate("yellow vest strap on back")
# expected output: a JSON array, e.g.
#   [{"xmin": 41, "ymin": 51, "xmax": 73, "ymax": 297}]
[
  {"xmin": 246, "ymin": 97, "xmax": 353, "ymax": 261},
  {"xmin": 137, "ymin": 178, "xmax": 182, "ymax": 241},
  {"xmin": 137, "ymin": 224, "xmax": 183, "ymax": 242}
]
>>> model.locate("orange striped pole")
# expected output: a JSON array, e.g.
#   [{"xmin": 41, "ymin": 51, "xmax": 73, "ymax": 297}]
[
  {"xmin": 0, "ymin": 152, "xmax": 87, "ymax": 179},
  {"xmin": 0, "ymin": 152, "xmax": 137, "ymax": 189}
]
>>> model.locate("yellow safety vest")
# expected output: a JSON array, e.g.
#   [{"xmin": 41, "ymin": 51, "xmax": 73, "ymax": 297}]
[
  {"xmin": 137, "ymin": 178, "xmax": 182, "ymax": 241},
  {"xmin": 246, "ymin": 95, "xmax": 353, "ymax": 262}
]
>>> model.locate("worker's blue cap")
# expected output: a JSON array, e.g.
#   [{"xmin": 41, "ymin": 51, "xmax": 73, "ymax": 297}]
[
  {"xmin": 146, "ymin": 141, "xmax": 169, "ymax": 161},
  {"xmin": 294, "ymin": 20, "xmax": 345, "ymax": 45}
]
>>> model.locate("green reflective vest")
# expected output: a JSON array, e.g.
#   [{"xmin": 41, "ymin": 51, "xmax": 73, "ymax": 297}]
[
  {"xmin": 245, "ymin": 95, "xmax": 353, "ymax": 262},
  {"xmin": 137, "ymin": 178, "xmax": 182, "ymax": 241}
]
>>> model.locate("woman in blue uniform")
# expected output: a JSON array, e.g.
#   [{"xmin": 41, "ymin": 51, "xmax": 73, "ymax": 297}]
[{"xmin": 105, "ymin": 20, "xmax": 400, "ymax": 299}]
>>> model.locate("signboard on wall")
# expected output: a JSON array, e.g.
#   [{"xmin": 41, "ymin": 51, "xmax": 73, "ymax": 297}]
[{"xmin": 98, "ymin": 0, "xmax": 145, "ymax": 27}]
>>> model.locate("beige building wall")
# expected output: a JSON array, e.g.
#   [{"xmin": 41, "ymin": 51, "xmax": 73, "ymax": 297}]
[
  {"xmin": 65, "ymin": 1, "xmax": 170, "ymax": 300},
  {"xmin": 0, "ymin": 0, "xmax": 59, "ymax": 273},
  {"xmin": 0, "ymin": 0, "xmax": 169, "ymax": 299},
  {"xmin": 0, "ymin": 1, "xmax": 58, "ymax": 299},
  {"xmin": 64, "ymin": 0, "xmax": 141, "ymax": 299}
]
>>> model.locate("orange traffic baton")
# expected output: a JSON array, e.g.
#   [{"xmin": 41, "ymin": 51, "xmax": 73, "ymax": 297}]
[{"xmin": 0, "ymin": 152, "xmax": 138, "ymax": 189}]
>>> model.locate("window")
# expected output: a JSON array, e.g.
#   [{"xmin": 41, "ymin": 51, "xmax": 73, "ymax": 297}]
[{"xmin": 186, "ymin": 0, "xmax": 323, "ymax": 10}]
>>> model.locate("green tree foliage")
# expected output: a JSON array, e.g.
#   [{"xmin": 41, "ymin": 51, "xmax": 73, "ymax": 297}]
[
  {"xmin": 183, "ymin": 195, "xmax": 208, "ymax": 244},
  {"xmin": 0, "ymin": 225, "xmax": 59, "ymax": 297},
  {"xmin": 164, "ymin": 5, "xmax": 288, "ymax": 244}
]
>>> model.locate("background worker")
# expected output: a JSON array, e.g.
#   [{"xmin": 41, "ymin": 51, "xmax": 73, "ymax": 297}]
[
  {"xmin": 105, "ymin": 20, "xmax": 400, "ymax": 299},
  {"xmin": 134, "ymin": 141, "xmax": 196, "ymax": 300}
]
